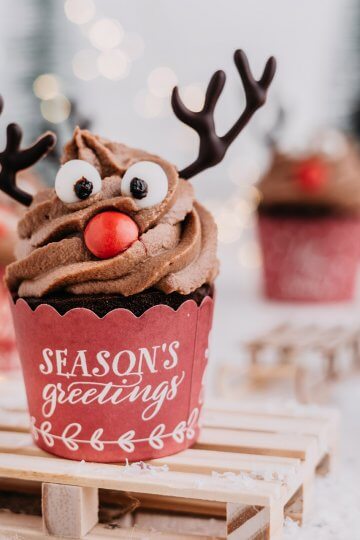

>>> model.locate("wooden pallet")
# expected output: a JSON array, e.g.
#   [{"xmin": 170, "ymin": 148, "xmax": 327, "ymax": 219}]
[
  {"xmin": 218, "ymin": 323, "xmax": 360, "ymax": 403},
  {"xmin": 0, "ymin": 397, "xmax": 339, "ymax": 540}
]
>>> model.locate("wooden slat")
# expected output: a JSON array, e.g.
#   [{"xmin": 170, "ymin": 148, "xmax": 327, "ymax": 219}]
[
  {"xmin": 197, "ymin": 427, "xmax": 319, "ymax": 463},
  {"xmin": 0, "ymin": 404, "xmax": 333, "ymax": 467},
  {"xmin": 0, "ymin": 430, "xmax": 302, "ymax": 476},
  {"xmin": 246, "ymin": 324, "xmax": 357, "ymax": 350},
  {"xmin": 0, "ymin": 512, "xmax": 214, "ymax": 540},
  {"xmin": 202, "ymin": 409, "xmax": 330, "ymax": 442},
  {"xmin": 0, "ymin": 452, "xmax": 286, "ymax": 506},
  {"xmin": 152, "ymin": 448, "xmax": 301, "ymax": 478},
  {"xmin": 0, "ymin": 408, "xmax": 29, "ymax": 432},
  {"xmin": 206, "ymin": 400, "xmax": 340, "ymax": 423}
]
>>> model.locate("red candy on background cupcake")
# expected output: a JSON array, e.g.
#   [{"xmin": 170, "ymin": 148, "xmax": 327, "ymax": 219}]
[
  {"xmin": 2, "ymin": 50, "xmax": 275, "ymax": 462},
  {"xmin": 257, "ymin": 131, "xmax": 360, "ymax": 302}
]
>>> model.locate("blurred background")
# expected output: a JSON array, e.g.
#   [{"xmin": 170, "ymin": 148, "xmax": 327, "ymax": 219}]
[
  {"xmin": 1, "ymin": 0, "xmax": 360, "ymax": 380},
  {"xmin": 0, "ymin": 2, "xmax": 360, "ymax": 537}
]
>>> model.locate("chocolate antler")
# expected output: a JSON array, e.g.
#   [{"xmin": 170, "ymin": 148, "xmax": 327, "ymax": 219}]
[
  {"xmin": 0, "ymin": 95, "xmax": 56, "ymax": 206},
  {"xmin": 172, "ymin": 49, "xmax": 276, "ymax": 179}
]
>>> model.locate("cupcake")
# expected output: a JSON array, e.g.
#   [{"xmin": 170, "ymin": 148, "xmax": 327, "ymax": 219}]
[
  {"xmin": 3, "ymin": 50, "xmax": 275, "ymax": 462},
  {"xmin": 257, "ymin": 133, "xmax": 360, "ymax": 302}
]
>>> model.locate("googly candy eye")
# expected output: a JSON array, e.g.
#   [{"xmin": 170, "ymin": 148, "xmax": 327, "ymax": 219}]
[
  {"xmin": 55, "ymin": 160, "xmax": 102, "ymax": 203},
  {"xmin": 121, "ymin": 161, "xmax": 168, "ymax": 209}
]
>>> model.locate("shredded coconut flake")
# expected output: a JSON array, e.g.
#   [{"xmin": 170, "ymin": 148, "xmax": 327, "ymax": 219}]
[{"xmin": 122, "ymin": 460, "xmax": 169, "ymax": 475}]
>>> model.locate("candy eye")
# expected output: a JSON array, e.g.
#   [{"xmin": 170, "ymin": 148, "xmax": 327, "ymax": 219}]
[
  {"xmin": 55, "ymin": 160, "xmax": 102, "ymax": 203},
  {"xmin": 121, "ymin": 161, "xmax": 168, "ymax": 209}
]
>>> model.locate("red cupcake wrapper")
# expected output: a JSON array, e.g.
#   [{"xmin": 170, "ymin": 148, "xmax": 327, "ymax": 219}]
[
  {"xmin": 10, "ymin": 296, "xmax": 214, "ymax": 462},
  {"xmin": 0, "ymin": 268, "xmax": 18, "ymax": 372},
  {"xmin": 258, "ymin": 215, "xmax": 360, "ymax": 302}
]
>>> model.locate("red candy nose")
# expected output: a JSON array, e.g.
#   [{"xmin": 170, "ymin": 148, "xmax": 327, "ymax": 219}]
[
  {"xmin": 296, "ymin": 158, "xmax": 328, "ymax": 193},
  {"xmin": 84, "ymin": 211, "xmax": 139, "ymax": 259}
]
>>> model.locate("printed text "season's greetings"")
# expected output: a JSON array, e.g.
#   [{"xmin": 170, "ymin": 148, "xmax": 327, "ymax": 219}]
[{"xmin": 39, "ymin": 341, "xmax": 185, "ymax": 421}]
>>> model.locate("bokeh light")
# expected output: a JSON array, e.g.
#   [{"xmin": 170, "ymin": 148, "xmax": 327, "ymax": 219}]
[
  {"xmin": 64, "ymin": 0, "xmax": 95, "ymax": 25},
  {"xmin": 238, "ymin": 241, "xmax": 262, "ymax": 268},
  {"xmin": 40, "ymin": 95, "xmax": 71, "ymax": 124},
  {"xmin": 97, "ymin": 49, "xmax": 129, "ymax": 80},
  {"xmin": 180, "ymin": 84, "xmax": 205, "ymax": 111},
  {"xmin": 88, "ymin": 18, "xmax": 124, "ymax": 51},
  {"xmin": 33, "ymin": 74, "xmax": 60, "ymax": 100},
  {"xmin": 216, "ymin": 209, "xmax": 243, "ymax": 244},
  {"xmin": 313, "ymin": 129, "xmax": 348, "ymax": 158},
  {"xmin": 72, "ymin": 49, "xmax": 99, "ymax": 80},
  {"xmin": 227, "ymin": 155, "xmax": 261, "ymax": 187},
  {"xmin": 147, "ymin": 67, "xmax": 177, "ymax": 98},
  {"xmin": 133, "ymin": 90, "xmax": 163, "ymax": 118},
  {"xmin": 122, "ymin": 32, "xmax": 145, "ymax": 60},
  {"xmin": 248, "ymin": 185, "xmax": 262, "ymax": 206},
  {"xmin": 204, "ymin": 193, "xmax": 256, "ymax": 245}
]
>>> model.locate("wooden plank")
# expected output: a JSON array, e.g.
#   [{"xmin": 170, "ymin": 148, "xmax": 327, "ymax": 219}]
[
  {"xmin": 197, "ymin": 427, "xmax": 319, "ymax": 463},
  {"xmin": 206, "ymin": 400, "xmax": 340, "ymax": 423},
  {"xmin": 0, "ymin": 453, "xmax": 286, "ymax": 507},
  {"xmin": 0, "ymin": 430, "xmax": 302, "ymax": 481},
  {"xmin": 0, "ymin": 512, "xmax": 212, "ymax": 540},
  {"xmin": 202, "ymin": 409, "xmax": 330, "ymax": 441},
  {"xmin": 0, "ymin": 406, "xmax": 333, "ymax": 465},
  {"xmin": 0, "ymin": 408, "xmax": 29, "ymax": 432},
  {"xmin": 135, "ymin": 511, "xmax": 226, "ymax": 538},
  {"xmin": 245, "ymin": 324, "xmax": 357, "ymax": 350},
  {"xmin": 151, "ymin": 448, "xmax": 302, "ymax": 479}
]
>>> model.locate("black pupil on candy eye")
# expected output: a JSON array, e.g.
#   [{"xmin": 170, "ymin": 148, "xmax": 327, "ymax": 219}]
[
  {"xmin": 74, "ymin": 177, "xmax": 93, "ymax": 200},
  {"xmin": 130, "ymin": 177, "xmax": 148, "ymax": 199}
]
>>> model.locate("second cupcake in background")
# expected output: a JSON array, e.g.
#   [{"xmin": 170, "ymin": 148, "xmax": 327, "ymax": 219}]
[{"xmin": 257, "ymin": 131, "xmax": 360, "ymax": 302}]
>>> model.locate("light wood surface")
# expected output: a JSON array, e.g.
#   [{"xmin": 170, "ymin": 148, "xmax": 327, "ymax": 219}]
[{"xmin": 0, "ymin": 380, "xmax": 339, "ymax": 539}]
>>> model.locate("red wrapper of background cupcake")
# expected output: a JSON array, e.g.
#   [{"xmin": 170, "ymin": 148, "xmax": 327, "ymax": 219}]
[
  {"xmin": 0, "ymin": 204, "xmax": 21, "ymax": 371},
  {"xmin": 0, "ymin": 172, "xmax": 44, "ymax": 371},
  {"xmin": 3, "ymin": 50, "xmax": 275, "ymax": 461},
  {"xmin": 257, "ymin": 132, "xmax": 360, "ymax": 302}
]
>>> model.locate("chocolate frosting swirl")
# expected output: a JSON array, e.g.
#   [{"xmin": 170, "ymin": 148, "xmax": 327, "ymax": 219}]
[
  {"xmin": 6, "ymin": 129, "xmax": 218, "ymax": 298},
  {"xmin": 258, "ymin": 142, "xmax": 360, "ymax": 213}
]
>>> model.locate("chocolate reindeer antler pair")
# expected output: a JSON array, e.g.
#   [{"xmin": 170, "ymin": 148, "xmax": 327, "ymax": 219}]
[
  {"xmin": 0, "ymin": 50, "xmax": 275, "ymax": 207},
  {"xmin": 172, "ymin": 49, "xmax": 276, "ymax": 179},
  {"xmin": 0, "ymin": 95, "xmax": 56, "ymax": 206}
]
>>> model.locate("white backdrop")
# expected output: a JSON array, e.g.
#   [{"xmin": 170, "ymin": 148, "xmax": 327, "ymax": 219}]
[{"xmin": 0, "ymin": 0, "xmax": 354, "ymax": 203}]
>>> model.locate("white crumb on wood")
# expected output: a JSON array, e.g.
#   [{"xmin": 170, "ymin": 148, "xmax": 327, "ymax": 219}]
[{"xmin": 122, "ymin": 460, "xmax": 169, "ymax": 475}]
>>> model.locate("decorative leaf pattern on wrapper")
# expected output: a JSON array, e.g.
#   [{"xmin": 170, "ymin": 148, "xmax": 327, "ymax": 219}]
[
  {"xmin": 90, "ymin": 428, "xmax": 105, "ymax": 451},
  {"xmin": 186, "ymin": 408, "xmax": 199, "ymax": 440},
  {"xmin": 39, "ymin": 421, "xmax": 55, "ymax": 447},
  {"xmin": 62, "ymin": 423, "xmax": 81, "ymax": 451},
  {"xmin": 149, "ymin": 424, "xmax": 165, "ymax": 450},
  {"xmin": 172, "ymin": 420, "xmax": 187, "ymax": 443},
  {"xmin": 117, "ymin": 430, "xmax": 136, "ymax": 453},
  {"xmin": 31, "ymin": 408, "xmax": 200, "ymax": 453}
]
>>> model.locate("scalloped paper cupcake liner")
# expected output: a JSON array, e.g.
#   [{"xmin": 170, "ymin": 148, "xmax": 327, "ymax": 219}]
[
  {"xmin": 10, "ymin": 296, "xmax": 214, "ymax": 462},
  {"xmin": 258, "ymin": 215, "xmax": 360, "ymax": 302}
]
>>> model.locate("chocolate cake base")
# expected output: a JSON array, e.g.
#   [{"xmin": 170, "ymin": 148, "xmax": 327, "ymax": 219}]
[
  {"xmin": 19, "ymin": 284, "xmax": 213, "ymax": 317},
  {"xmin": 258, "ymin": 202, "xmax": 355, "ymax": 219}
]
